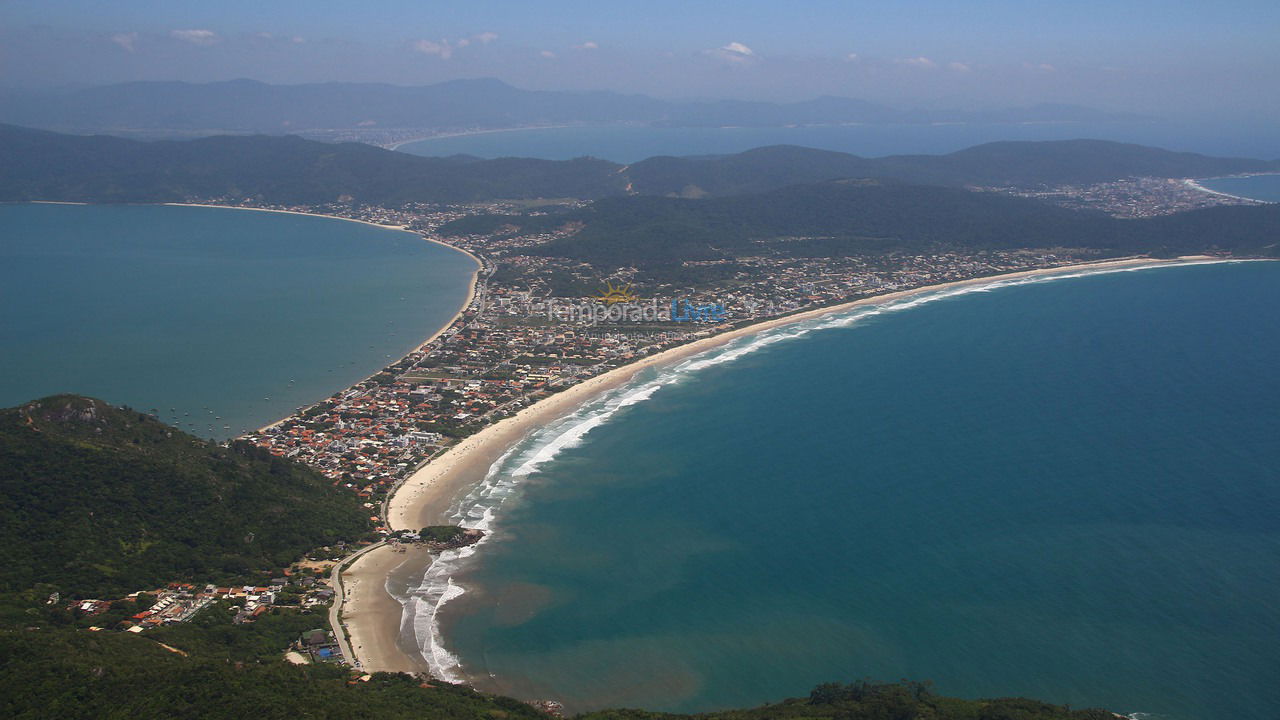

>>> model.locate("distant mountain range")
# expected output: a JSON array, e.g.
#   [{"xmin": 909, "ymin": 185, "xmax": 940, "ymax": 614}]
[
  {"xmin": 0, "ymin": 78, "xmax": 1149, "ymax": 137},
  {"xmin": 1, "ymin": 123, "xmax": 1276, "ymax": 205}
]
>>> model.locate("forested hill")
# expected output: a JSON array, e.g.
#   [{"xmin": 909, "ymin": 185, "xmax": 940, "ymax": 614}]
[
  {"xmin": 624, "ymin": 140, "xmax": 1280, "ymax": 195},
  {"xmin": 0, "ymin": 123, "xmax": 626, "ymax": 204},
  {"xmin": 0, "ymin": 400, "xmax": 1125, "ymax": 719},
  {"xmin": 2, "ymin": 123, "xmax": 1276, "ymax": 204},
  {"xmin": 484, "ymin": 180, "xmax": 1280, "ymax": 268},
  {"xmin": 0, "ymin": 626, "xmax": 1119, "ymax": 720},
  {"xmin": 0, "ymin": 395, "xmax": 369, "ymax": 597}
]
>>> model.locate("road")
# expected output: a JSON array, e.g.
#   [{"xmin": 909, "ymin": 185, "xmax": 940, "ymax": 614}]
[{"xmin": 327, "ymin": 540, "xmax": 386, "ymax": 669}]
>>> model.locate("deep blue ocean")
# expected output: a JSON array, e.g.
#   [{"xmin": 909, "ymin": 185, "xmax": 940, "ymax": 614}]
[
  {"xmin": 413, "ymin": 261, "xmax": 1280, "ymax": 719},
  {"xmin": 397, "ymin": 122, "xmax": 1280, "ymax": 163},
  {"xmin": 0, "ymin": 203, "xmax": 476, "ymax": 438}
]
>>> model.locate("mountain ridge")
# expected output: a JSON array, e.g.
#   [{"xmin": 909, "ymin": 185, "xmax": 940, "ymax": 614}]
[
  {"xmin": 0, "ymin": 78, "xmax": 1148, "ymax": 137},
  {"xmin": 509, "ymin": 179, "xmax": 1280, "ymax": 270},
  {"xmin": 2, "ymin": 123, "xmax": 1276, "ymax": 205}
]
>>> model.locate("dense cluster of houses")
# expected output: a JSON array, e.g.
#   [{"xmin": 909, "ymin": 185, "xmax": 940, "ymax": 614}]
[
  {"xmin": 990, "ymin": 176, "xmax": 1265, "ymax": 218},
  {"xmin": 229, "ymin": 201, "xmax": 1083, "ymax": 513}
]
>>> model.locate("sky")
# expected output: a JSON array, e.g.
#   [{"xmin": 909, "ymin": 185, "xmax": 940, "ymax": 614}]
[{"xmin": 3, "ymin": 0, "xmax": 1278, "ymax": 120}]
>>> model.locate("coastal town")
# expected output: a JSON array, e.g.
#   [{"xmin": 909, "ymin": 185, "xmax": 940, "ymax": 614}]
[
  {"xmin": 6, "ymin": 2, "xmax": 1278, "ymax": 716},
  {"xmin": 219, "ymin": 192, "xmax": 1210, "ymax": 521},
  {"xmin": 63, "ymin": 177, "xmax": 1239, "ymax": 682},
  {"xmin": 983, "ymin": 176, "xmax": 1264, "ymax": 217},
  {"xmin": 32, "ymin": 194, "xmax": 1147, "ymax": 678}
]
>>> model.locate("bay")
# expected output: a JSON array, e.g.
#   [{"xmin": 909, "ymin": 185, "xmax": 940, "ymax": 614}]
[{"xmin": 0, "ymin": 203, "xmax": 476, "ymax": 439}]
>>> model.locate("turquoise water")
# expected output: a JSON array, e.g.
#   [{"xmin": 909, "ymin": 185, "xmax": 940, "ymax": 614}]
[
  {"xmin": 1197, "ymin": 174, "xmax": 1280, "ymax": 203},
  {"xmin": 397, "ymin": 123, "xmax": 1280, "ymax": 163},
  {"xmin": 0, "ymin": 203, "xmax": 476, "ymax": 438},
  {"xmin": 416, "ymin": 262, "xmax": 1280, "ymax": 718}
]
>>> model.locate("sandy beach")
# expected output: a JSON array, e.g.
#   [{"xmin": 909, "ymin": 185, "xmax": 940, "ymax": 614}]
[
  {"xmin": 1184, "ymin": 178, "xmax": 1246, "ymax": 201},
  {"xmin": 386, "ymin": 124, "xmax": 577, "ymax": 151},
  {"xmin": 386, "ymin": 254, "xmax": 1225, "ymax": 534},
  {"xmin": 163, "ymin": 202, "xmax": 413, "ymax": 232},
  {"xmin": 347, "ymin": 253, "xmax": 1236, "ymax": 674},
  {"xmin": 337, "ymin": 543, "xmax": 433, "ymax": 675},
  {"xmin": 1182, "ymin": 176, "xmax": 1278, "ymax": 203}
]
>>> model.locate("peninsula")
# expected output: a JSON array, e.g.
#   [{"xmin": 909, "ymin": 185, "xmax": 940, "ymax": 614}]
[
  {"xmin": 5, "ymin": 125, "xmax": 1277, "ymax": 716},
  {"xmin": 191, "ymin": 185, "xmax": 1269, "ymax": 677}
]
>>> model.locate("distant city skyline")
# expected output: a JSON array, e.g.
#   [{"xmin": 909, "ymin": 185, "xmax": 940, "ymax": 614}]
[{"xmin": 3, "ymin": 0, "xmax": 1278, "ymax": 122}]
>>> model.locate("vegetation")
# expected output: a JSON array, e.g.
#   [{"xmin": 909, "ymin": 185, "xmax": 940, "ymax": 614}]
[
  {"xmin": 437, "ymin": 212, "xmax": 569, "ymax": 237},
  {"xmin": 579, "ymin": 681, "xmax": 1117, "ymax": 720},
  {"xmin": 625, "ymin": 139, "xmax": 1280, "ymax": 195},
  {"xmin": 0, "ymin": 124, "xmax": 626, "ymax": 204},
  {"xmin": 147, "ymin": 601, "xmax": 333, "ymax": 663},
  {"xmin": 0, "ymin": 620, "xmax": 1117, "ymax": 720},
  {"xmin": 0, "ymin": 123, "xmax": 1232, "ymax": 718},
  {"xmin": 419, "ymin": 526, "xmax": 467, "ymax": 543},
  {"xmin": 3, "ymin": 123, "xmax": 1276, "ymax": 204},
  {"xmin": 0, "ymin": 628, "xmax": 545, "ymax": 720},
  {"xmin": 0, "ymin": 395, "xmax": 370, "ymax": 597},
  {"xmin": 0, "ymin": 394, "xmax": 1119, "ymax": 718},
  {"xmin": 509, "ymin": 180, "xmax": 1280, "ymax": 271}
]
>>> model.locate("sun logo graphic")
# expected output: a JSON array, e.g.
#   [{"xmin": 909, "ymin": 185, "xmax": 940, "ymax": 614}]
[{"xmin": 595, "ymin": 281, "xmax": 638, "ymax": 305}]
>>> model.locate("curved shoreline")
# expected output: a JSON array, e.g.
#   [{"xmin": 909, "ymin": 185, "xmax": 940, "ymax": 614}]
[
  {"xmin": 146, "ymin": 202, "xmax": 483, "ymax": 675},
  {"xmin": 1183, "ymin": 174, "xmax": 1280, "ymax": 203},
  {"xmin": 388, "ymin": 124, "xmax": 579, "ymax": 151},
  {"xmin": 154, "ymin": 203, "xmax": 484, "ymax": 434},
  {"xmin": 355, "ymin": 253, "xmax": 1252, "ymax": 678},
  {"xmin": 384, "ymin": 255, "xmax": 1230, "ymax": 534}
]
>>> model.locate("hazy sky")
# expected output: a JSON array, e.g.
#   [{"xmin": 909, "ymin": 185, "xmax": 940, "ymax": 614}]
[{"xmin": 3, "ymin": 0, "xmax": 1278, "ymax": 119}]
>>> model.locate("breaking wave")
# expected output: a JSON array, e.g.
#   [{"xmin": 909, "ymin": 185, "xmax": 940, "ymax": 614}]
[{"xmin": 400, "ymin": 258, "xmax": 1246, "ymax": 682}]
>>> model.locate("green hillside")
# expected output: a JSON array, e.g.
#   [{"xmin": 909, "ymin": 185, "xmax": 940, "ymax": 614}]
[
  {"xmin": 0, "ymin": 627, "xmax": 1114, "ymax": 720},
  {"xmin": 0, "ymin": 395, "xmax": 1121, "ymax": 718},
  {"xmin": 3, "ymin": 123, "xmax": 1276, "ymax": 205},
  {"xmin": 510, "ymin": 180, "xmax": 1280, "ymax": 269},
  {"xmin": 621, "ymin": 139, "xmax": 1280, "ymax": 195},
  {"xmin": 0, "ymin": 395, "xmax": 370, "ymax": 597},
  {"xmin": 0, "ymin": 124, "xmax": 626, "ymax": 204},
  {"xmin": 0, "ymin": 628, "xmax": 545, "ymax": 720}
]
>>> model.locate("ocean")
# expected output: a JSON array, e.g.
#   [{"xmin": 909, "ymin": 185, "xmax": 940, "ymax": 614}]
[
  {"xmin": 0, "ymin": 203, "xmax": 476, "ymax": 438},
  {"xmin": 400, "ymin": 261, "xmax": 1280, "ymax": 719},
  {"xmin": 396, "ymin": 122, "xmax": 1280, "ymax": 163},
  {"xmin": 1196, "ymin": 174, "xmax": 1280, "ymax": 203}
]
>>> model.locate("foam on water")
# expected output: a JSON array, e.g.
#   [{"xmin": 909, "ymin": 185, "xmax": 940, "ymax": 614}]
[{"xmin": 400, "ymin": 259, "xmax": 1254, "ymax": 683}]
